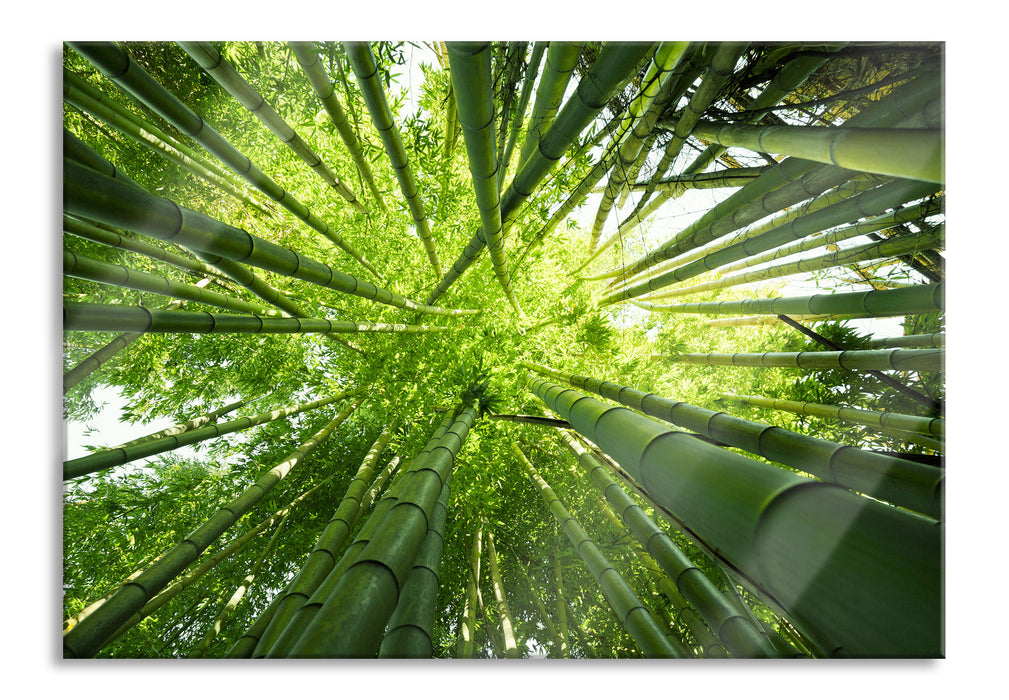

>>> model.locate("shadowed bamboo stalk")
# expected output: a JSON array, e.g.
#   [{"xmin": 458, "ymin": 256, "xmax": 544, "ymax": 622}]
[
  {"xmin": 344, "ymin": 42, "xmax": 443, "ymax": 278},
  {"xmin": 526, "ymin": 374, "xmax": 941, "ymax": 657},
  {"xmin": 261, "ymin": 413, "xmax": 455, "ymax": 657},
  {"xmin": 511, "ymin": 444, "xmax": 680, "ymax": 658},
  {"xmin": 223, "ymin": 592, "xmax": 285, "ymax": 658},
  {"xmin": 290, "ymin": 42, "xmax": 387, "ymax": 212},
  {"xmin": 277, "ymin": 403, "xmax": 479, "ymax": 657},
  {"xmin": 447, "ymin": 42, "xmax": 524, "ymax": 317},
  {"xmin": 526, "ymin": 361, "xmax": 943, "ymax": 518},
  {"xmin": 178, "ymin": 42, "xmax": 365, "ymax": 211},
  {"xmin": 688, "ymin": 120, "xmax": 943, "ymax": 184},
  {"xmin": 659, "ymin": 348, "xmax": 944, "ymax": 373},
  {"xmin": 103, "ymin": 437, "xmax": 351, "ymax": 649},
  {"xmin": 64, "ymin": 302, "xmax": 449, "ymax": 336},
  {"xmin": 499, "ymin": 43, "xmax": 544, "ymax": 190},
  {"xmin": 67, "ymin": 42, "xmax": 381, "ymax": 278},
  {"xmin": 63, "ymin": 399, "xmax": 362, "ymax": 658},
  {"xmin": 424, "ymin": 42, "xmax": 654, "ymax": 306},
  {"xmin": 64, "ymin": 216, "xmax": 224, "ymax": 281},
  {"xmin": 63, "ymin": 158, "xmax": 478, "ymax": 317},
  {"xmin": 63, "ymin": 390, "xmax": 362, "ymax": 480},
  {"xmin": 721, "ymin": 391, "xmax": 944, "ymax": 440},
  {"xmin": 189, "ymin": 512, "xmax": 290, "ymax": 657},
  {"xmin": 378, "ymin": 477, "xmax": 452, "ymax": 657},
  {"xmin": 485, "ymin": 530, "xmax": 522, "ymax": 658},
  {"xmin": 251, "ymin": 425, "xmax": 397, "ymax": 656},
  {"xmin": 554, "ymin": 429, "xmax": 777, "ymax": 657}
]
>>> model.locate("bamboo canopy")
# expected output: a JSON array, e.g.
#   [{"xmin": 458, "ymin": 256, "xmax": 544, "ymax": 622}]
[{"xmin": 63, "ymin": 41, "xmax": 945, "ymax": 661}]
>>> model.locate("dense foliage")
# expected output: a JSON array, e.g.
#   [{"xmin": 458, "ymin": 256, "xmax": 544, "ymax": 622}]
[{"xmin": 62, "ymin": 40, "xmax": 944, "ymax": 659}]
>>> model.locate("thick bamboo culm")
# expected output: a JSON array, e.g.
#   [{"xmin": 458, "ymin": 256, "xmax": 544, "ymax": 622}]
[
  {"xmin": 526, "ymin": 374, "xmax": 941, "ymax": 657},
  {"xmin": 525, "ymin": 361, "xmax": 942, "ymax": 519}
]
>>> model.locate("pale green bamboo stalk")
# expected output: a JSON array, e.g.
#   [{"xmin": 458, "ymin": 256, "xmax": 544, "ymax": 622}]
[
  {"xmin": 614, "ymin": 129, "xmax": 659, "ymax": 208},
  {"xmin": 867, "ymin": 332, "xmax": 945, "ymax": 349},
  {"xmin": 290, "ymin": 42, "xmax": 387, "ymax": 212},
  {"xmin": 597, "ymin": 177, "xmax": 883, "ymax": 291},
  {"xmin": 529, "ymin": 359, "xmax": 942, "ymax": 524},
  {"xmin": 641, "ymin": 228, "xmax": 944, "ymax": 302},
  {"xmin": 189, "ymin": 512, "xmax": 290, "ymax": 657},
  {"xmin": 527, "ymin": 375, "xmax": 941, "ymax": 657},
  {"xmin": 600, "ymin": 177, "xmax": 939, "ymax": 306},
  {"xmin": 178, "ymin": 41, "xmax": 365, "ymax": 211},
  {"xmin": 586, "ymin": 42, "xmax": 691, "ymax": 253},
  {"xmin": 661, "ymin": 347, "xmax": 943, "ymax": 373},
  {"xmin": 63, "ymin": 400, "xmax": 361, "ymax": 658},
  {"xmin": 447, "ymin": 42, "xmax": 524, "ymax": 317},
  {"xmin": 485, "ymin": 530, "xmax": 522, "ymax": 658},
  {"xmin": 114, "ymin": 395, "xmax": 260, "ymax": 450},
  {"xmin": 616, "ymin": 45, "xmax": 838, "ymax": 236},
  {"xmin": 599, "ymin": 69, "xmax": 942, "ymax": 284},
  {"xmin": 556, "ymin": 429, "xmax": 776, "ymax": 656},
  {"xmin": 505, "ymin": 545, "xmax": 562, "ymax": 654},
  {"xmin": 344, "ymin": 42, "xmax": 443, "ymax": 278},
  {"xmin": 689, "ymin": 120, "xmax": 943, "ymax": 184},
  {"xmin": 63, "ymin": 390, "xmax": 361, "ymax": 480},
  {"xmin": 710, "ymin": 196, "xmax": 944, "ymax": 277},
  {"xmin": 64, "ymin": 302, "xmax": 448, "ymax": 336},
  {"xmin": 721, "ymin": 391, "xmax": 944, "ymax": 440},
  {"xmin": 704, "ymin": 314, "xmax": 834, "ymax": 328},
  {"xmin": 635, "ymin": 282, "xmax": 944, "ymax": 319},
  {"xmin": 511, "ymin": 444, "xmax": 679, "ymax": 658},
  {"xmin": 499, "ymin": 42, "xmax": 545, "ymax": 189},
  {"xmin": 68, "ymin": 42, "xmax": 381, "ymax": 278},
  {"xmin": 63, "ymin": 158, "xmax": 478, "ymax": 317},
  {"xmin": 553, "ymin": 545, "xmax": 569, "ymax": 658},
  {"xmin": 516, "ymin": 42, "xmax": 582, "ymax": 173},
  {"xmin": 63, "ymin": 297, "xmax": 184, "ymax": 393}
]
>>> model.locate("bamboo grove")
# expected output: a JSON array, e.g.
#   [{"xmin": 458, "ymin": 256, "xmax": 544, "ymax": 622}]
[{"xmin": 62, "ymin": 40, "xmax": 945, "ymax": 659}]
